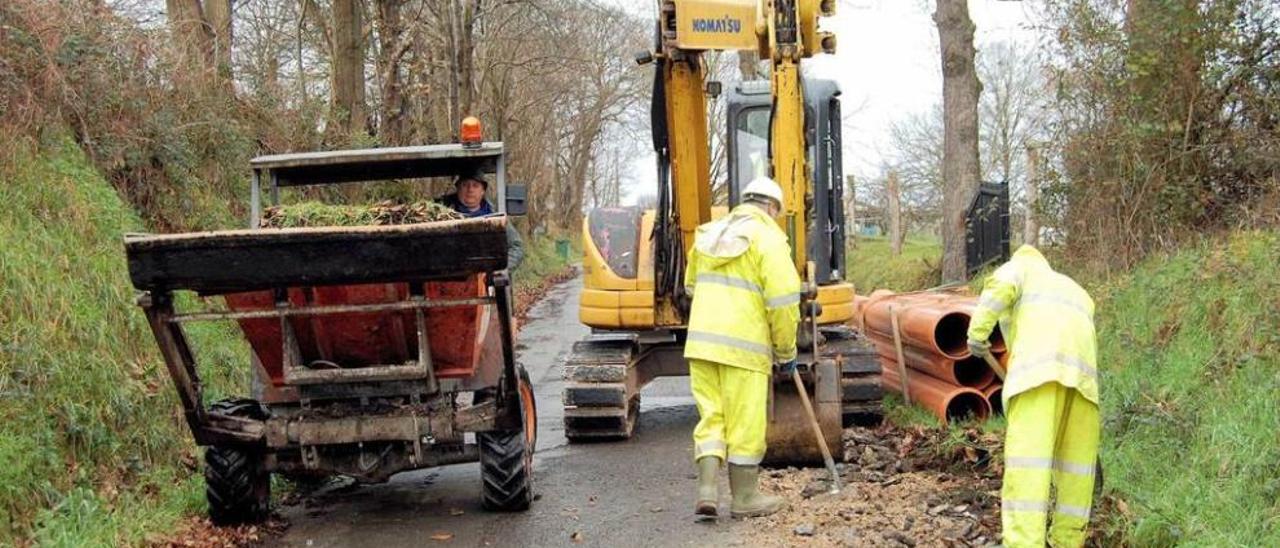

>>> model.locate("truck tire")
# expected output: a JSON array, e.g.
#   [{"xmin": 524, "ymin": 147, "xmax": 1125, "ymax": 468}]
[
  {"xmin": 478, "ymin": 365, "xmax": 535, "ymax": 511},
  {"xmin": 205, "ymin": 399, "xmax": 271, "ymax": 525}
]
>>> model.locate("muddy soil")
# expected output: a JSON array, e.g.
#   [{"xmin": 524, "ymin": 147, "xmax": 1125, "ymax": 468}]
[{"xmin": 745, "ymin": 425, "xmax": 1004, "ymax": 547}]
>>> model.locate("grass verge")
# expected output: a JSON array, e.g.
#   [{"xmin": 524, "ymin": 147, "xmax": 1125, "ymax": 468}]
[
  {"xmin": 0, "ymin": 140, "xmax": 247, "ymax": 545},
  {"xmin": 1088, "ymin": 231, "xmax": 1280, "ymax": 545}
]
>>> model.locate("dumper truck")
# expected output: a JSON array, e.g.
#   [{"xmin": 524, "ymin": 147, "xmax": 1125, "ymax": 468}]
[{"xmin": 124, "ymin": 135, "xmax": 536, "ymax": 524}]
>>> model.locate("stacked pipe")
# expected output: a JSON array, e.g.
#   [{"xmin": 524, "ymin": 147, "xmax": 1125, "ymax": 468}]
[{"xmin": 853, "ymin": 290, "xmax": 1006, "ymax": 423}]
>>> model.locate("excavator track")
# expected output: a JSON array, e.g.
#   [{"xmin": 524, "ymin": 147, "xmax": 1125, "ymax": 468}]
[
  {"xmin": 822, "ymin": 326, "xmax": 885, "ymax": 426},
  {"xmin": 561, "ymin": 339, "xmax": 639, "ymax": 441}
]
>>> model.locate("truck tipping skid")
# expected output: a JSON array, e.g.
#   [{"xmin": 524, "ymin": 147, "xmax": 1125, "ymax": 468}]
[{"xmin": 127, "ymin": 216, "xmax": 536, "ymax": 524}]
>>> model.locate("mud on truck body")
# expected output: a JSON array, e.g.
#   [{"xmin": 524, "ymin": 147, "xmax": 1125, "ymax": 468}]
[{"xmin": 124, "ymin": 143, "xmax": 536, "ymax": 524}]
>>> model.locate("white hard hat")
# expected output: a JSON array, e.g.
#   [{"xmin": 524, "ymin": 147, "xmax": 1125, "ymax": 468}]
[{"xmin": 742, "ymin": 176, "xmax": 784, "ymax": 207}]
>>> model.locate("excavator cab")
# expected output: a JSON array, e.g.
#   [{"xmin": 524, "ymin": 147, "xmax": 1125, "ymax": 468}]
[{"xmin": 725, "ymin": 78, "xmax": 847, "ymax": 288}]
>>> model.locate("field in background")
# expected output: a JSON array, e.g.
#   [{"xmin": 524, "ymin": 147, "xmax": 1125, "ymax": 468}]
[{"xmin": 847, "ymin": 235, "xmax": 942, "ymax": 294}]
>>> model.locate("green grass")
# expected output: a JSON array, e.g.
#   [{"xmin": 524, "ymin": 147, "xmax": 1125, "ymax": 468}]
[
  {"xmin": 0, "ymin": 140, "xmax": 247, "ymax": 544},
  {"xmin": 513, "ymin": 233, "xmax": 578, "ymax": 295},
  {"xmin": 1087, "ymin": 231, "xmax": 1280, "ymax": 545},
  {"xmin": 868, "ymin": 230, "xmax": 1280, "ymax": 544},
  {"xmin": 847, "ymin": 234, "xmax": 942, "ymax": 293}
]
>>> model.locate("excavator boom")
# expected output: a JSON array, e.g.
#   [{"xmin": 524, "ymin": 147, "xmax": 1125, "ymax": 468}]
[{"xmin": 564, "ymin": 0, "xmax": 882, "ymax": 460}]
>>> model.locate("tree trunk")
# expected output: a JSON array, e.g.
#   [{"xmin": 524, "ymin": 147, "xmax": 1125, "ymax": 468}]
[
  {"xmin": 738, "ymin": 51, "xmax": 760, "ymax": 80},
  {"xmin": 887, "ymin": 170, "xmax": 904, "ymax": 257},
  {"xmin": 166, "ymin": 0, "xmax": 214, "ymax": 75},
  {"xmin": 331, "ymin": 0, "xmax": 367, "ymax": 139},
  {"xmin": 1024, "ymin": 145, "xmax": 1040, "ymax": 247},
  {"xmin": 376, "ymin": 0, "xmax": 408, "ymax": 145},
  {"xmin": 203, "ymin": 0, "xmax": 233, "ymax": 83},
  {"xmin": 934, "ymin": 0, "xmax": 982, "ymax": 282}
]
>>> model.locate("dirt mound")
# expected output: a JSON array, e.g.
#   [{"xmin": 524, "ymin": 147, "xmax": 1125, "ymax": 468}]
[{"xmin": 747, "ymin": 424, "xmax": 1003, "ymax": 547}]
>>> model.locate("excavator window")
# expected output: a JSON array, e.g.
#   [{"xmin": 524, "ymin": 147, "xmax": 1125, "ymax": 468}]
[{"xmin": 732, "ymin": 107, "xmax": 771, "ymax": 197}]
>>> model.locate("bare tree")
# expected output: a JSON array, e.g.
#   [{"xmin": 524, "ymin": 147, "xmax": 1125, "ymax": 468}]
[
  {"xmin": 165, "ymin": 0, "xmax": 232, "ymax": 86},
  {"xmin": 1024, "ymin": 143, "xmax": 1041, "ymax": 246},
  {"xmin": 330, "ymin": 0, "xmax": 366, "ymax": 138},
  {"xmin": 887, "ymin": 169, "xmax": 904, "ymax": 256},
  {"xmin": 934, "ymin": 0, "xmax": 982, "ymax": 282}
]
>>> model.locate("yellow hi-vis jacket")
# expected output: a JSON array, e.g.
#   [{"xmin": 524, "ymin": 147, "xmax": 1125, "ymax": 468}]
[
  {"xmin": 683, "ymin": 204, "xmax": 802, "ymax": 374},
  {"xmin": 968, "ymin": 245, "xmax": 1099, "ymax": 408}
]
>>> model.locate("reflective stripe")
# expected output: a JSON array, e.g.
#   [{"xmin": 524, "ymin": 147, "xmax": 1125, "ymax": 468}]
[
  {"xmin": 727, "ymin": 453, "xmax": 764, "ymax": 465},
  {"xmin": 1021, "ymin": 292, "xmax": 1092, "ymax": 319},
  {"xmin": 1002, "ymin": 499, "xmax": 1049, "ymax": 513},
  {"xmin": 1017, "ymin": 353, "xmax": 1098, "ymax": 379},
  {"xmin": 687, "ymin": 331, "xmax": 771, "ymax": 356},
  {"xmin": 977, "ymin": 294, "xmax": 1008, "ymax": 313},
  {"xmin": 994, "ymin": 264, "xmax": 1025, "ymax": 287},
  {"xmin": 697, "ymin": 440, "xmax": 726, "ymax": 454},
  {"xmin": 1006, "ymin": 457, "xmax": 1096, "ymax": 476},
  {"xmin": 765, "ymin": 292, "xmax": 800, "ymax": 308},
  {"xmin": 696, "ymin": 273, "xmax": 762, "ymax": 294},
  {"xmin": 1054, "ymin": 503, "xmax": 1091, "ymax": 519}
]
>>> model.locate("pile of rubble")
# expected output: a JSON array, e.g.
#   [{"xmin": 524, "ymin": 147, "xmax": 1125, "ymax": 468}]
[{"xmin": 747, "ymin": 424, "xmax": 1004, "ymax": 547}]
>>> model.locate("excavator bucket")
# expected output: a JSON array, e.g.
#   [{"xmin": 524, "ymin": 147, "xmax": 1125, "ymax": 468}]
[
  {"xmin": 763, "ymin": 328, "xmax": 883, "ymax": 466},
  {"xmin": 762, "ymin": 361, "xmax": 844, "ymax": 465}
]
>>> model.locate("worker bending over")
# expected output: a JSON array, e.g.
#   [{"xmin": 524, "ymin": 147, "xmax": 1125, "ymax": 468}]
[
  {"xmin": 967, "ymin": 246, "xmax": 1100, "ymax": 548},
  {"xmin": 683, "ymin": 177, "xmax": 801, "ymax": 518}
]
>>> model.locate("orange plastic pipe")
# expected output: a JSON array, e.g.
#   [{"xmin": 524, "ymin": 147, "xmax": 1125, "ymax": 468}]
[
  {"xmin": 866, "ymin": 337, "xmax": 995, "ymax": 388},
  {"xmin": 983, "ymin": 383, "xmax": 1003, "ymax": 416},
  {"xmin": 879, "ymin": 358, "xmax": 991, "ymax": 423},
  {"xmin": 862, "ymin": 299, "xmax": 972, "ymax": 359}
]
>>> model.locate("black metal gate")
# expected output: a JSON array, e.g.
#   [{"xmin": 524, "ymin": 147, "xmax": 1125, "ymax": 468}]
[{"xmin": 966, "ymin": 181, "xmax": 1010, "ymax": 276}]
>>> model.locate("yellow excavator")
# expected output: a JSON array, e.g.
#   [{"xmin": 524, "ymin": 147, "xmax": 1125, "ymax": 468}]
[{"xmin": 563, "ymin": 0, "xmax": 882, "ymax": 463}]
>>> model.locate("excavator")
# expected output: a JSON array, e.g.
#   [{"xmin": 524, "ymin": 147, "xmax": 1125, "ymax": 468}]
[{"xmin": 563, "ymin": 0, "xmax": 882, "ymax": 464}]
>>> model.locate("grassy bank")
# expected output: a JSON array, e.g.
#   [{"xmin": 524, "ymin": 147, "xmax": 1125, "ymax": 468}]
[
  {"xmin": 858, "ymin": 231, "xmax": 1280, "ymax": 544},
  {"xmin": 0, "ymin": 141, "xmax": 248, "ymax": 544},
  {"xmin": 1090, "ymin": 232, "xmax": 1280, "ymax": 545}
]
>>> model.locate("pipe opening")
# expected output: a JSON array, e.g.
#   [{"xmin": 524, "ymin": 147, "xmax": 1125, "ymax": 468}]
[
  {"xmin": 990, "ymin": 325, "xmax": 1007, "ymax": 352},
  {"xmin": 944, "ymin": 392, "xmax": 990, "ymax": 422},
  {"xmin": 934, "ymin": 312, "xmax": 970, "ymax": 359},
  {"xmin": 954, "ymin": 356, "xmax": 996, "ymax": 387},
  {"xmin": 986, "ymin": 387, "xmax": 1004, "ymax": 415}
]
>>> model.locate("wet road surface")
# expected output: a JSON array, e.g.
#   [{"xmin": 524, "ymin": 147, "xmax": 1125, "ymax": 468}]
[{"xmin": 275, "ymin": 274, "xmax": 747, "ymax": 547}]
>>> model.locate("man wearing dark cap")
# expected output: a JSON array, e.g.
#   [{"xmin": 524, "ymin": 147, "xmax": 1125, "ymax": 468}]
[{"xmin": 437, "ymin": 170, "xmax": 525, "ymax": 270}]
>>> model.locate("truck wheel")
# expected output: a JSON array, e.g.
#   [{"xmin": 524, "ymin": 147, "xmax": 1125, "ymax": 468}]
[
  {"xmin": 479, "ymin": 365, "xmax": 535, "ymax": 511},
  {"xmin": 205, "ymin": 399, "xmax": 271, "ymax": 525}
]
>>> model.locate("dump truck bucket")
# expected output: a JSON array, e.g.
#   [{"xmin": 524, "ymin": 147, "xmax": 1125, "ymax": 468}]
[{"xmin": 125, "ymin": 216, "xmax": 509, "ymax": 294}]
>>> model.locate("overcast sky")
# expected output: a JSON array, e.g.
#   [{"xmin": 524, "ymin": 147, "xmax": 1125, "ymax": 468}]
[{"xmin": 606, "ymin": 0, "xmax": 1040, "ymax": 204}]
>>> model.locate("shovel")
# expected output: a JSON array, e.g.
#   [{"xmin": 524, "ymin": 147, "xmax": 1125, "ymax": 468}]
[{"xmin": 792, "ymin": 293, "xmax": 842, "ymax": 495}]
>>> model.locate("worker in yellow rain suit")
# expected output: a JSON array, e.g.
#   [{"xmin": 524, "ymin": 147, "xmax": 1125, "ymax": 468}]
[
  {"xmin": 967, "ymin": 245, "xmax": 1100, "ymax": 548},
  {"xmin": 683, "ymin": 177, "xmax": 801, "ymax": 519}
]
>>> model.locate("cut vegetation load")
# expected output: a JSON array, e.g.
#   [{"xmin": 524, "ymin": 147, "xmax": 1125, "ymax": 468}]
[
  {"xmin": 260, "ymin": 200, "xmax": 462, "ymax": 228},
  {"xmin": 123, "ymin": 142, "xmax": 539, "ymax": 525}
]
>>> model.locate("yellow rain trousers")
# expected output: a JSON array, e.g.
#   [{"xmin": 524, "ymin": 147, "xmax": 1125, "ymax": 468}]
[
  {"xmin": 689, "ymin": 358, "xmax": 770, "ymax": 464},
  {"xmin": 684, "ymin": 203, "xmax": 801, "ymax": 465},
  {"xmin": 968, "ymin": 245, "xmax": 1101, "ymax": 548},
  {"xmin": 1002, "ymin": 382, "xmax": 1099, "ymax": 548}
]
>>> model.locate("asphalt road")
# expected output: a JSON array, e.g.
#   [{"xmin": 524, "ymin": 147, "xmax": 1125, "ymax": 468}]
[{"xmin": 275, "ymin": 274, "xmax": 747, "ymax": 547}]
